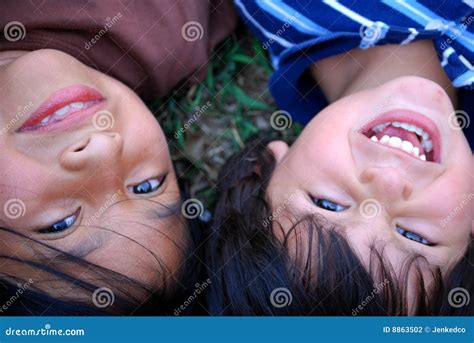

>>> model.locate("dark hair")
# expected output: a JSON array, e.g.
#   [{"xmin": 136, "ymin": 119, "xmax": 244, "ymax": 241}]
[
  {"xmin": 206, "ymin": 137, "xmax": 474, "ymax": 315},
  {"xmin": 0, "ymin": 197, "xmax": 205, "ymax": 316}
]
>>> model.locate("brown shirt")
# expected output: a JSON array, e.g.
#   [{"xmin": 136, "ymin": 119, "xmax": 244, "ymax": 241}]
[{"xmin": 0, "ymin": 0, "xmax": 237, "ymax": 100}]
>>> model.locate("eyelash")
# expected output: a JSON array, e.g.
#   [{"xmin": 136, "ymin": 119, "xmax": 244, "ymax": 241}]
[
  {"xmin": 127, "ymin": 175, "xmax": 166, "ymax": 195},
  {"xmin": 396, "ymin": 226, "xmax": 430, "ymax": 246},
  {"xmin": 313, "ymin": 197, "xmax": 430, "ymax": 246},
  {"xmin": 313, "ymin": 198, "xmax": 348, "ymax": 212},
  {"xmin": 37, "ymin": 208, "xmax": 81, "ymax": 234},
  {"xmin": 37, "ymin": 176, "xmax": 166, "ymax": 235}
]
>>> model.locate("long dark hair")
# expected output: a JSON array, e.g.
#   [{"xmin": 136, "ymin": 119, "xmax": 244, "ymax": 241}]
[
  {"xmin": 0, "ymin": 196, "xmax": 205, "ymax": 316},
  {"xmin": 206, "ymin": 137, "xmax": 473, "ymax": 315}
]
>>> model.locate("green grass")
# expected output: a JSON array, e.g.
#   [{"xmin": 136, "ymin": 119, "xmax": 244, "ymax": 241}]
[{"xmin": 149, "ymin": 29, "xmax": 302, "ymax": 208}]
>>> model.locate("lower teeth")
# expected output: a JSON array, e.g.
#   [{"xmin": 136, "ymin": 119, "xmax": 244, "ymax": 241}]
[{"xmin": 370, "ymin": 135, "xmax": 427, "ymax": 161}]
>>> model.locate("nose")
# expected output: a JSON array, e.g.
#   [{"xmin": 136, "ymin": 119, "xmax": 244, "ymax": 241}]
[
  {"xmin": 60, "ymin": 132, "xmax": 124, "ymax": 171},
  {"xmin": 359, "ymin": 166, "xmax": 413, "ymax": 201}
]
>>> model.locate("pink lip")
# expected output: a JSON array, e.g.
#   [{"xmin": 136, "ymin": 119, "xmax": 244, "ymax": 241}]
[
  {"xmin": 359, "ymin": 110, "xmax": 442, "ymax": 163},
  {"xmin": 17, "ymin": 84, "xmax": 106, "ymax": 133}
]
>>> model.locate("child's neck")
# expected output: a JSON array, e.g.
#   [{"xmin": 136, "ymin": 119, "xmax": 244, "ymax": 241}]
[{"xmin": 311, "ymin": 40, "xmax": 457, "ymax": 107}]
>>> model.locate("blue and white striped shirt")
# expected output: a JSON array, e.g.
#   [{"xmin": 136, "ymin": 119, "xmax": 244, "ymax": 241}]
[{"xmin": 235, "ymin": 0, "xmax": 474, "ymax": 149}]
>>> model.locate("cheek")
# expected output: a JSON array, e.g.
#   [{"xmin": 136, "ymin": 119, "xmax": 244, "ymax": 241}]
[
  {"xmin": 296, "ymin": 113, "xmax": 354, "ymax": 165},
  {"xmin": 0, "ymin": 155, "xmax": 53, "ymax": 223},
  {"xmin": 289, "ymin": 129, "xmax": 353, "ymax": 181},
  {"xmin": 119, "ymin": 106, "xmax": 168, "ymax": 157}
]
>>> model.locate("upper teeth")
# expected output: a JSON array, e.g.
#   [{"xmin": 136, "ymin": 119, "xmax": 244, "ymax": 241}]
[
  {"xmin": 370, "ymin": 121, "xmax": 433, "ymax": 161},
  {"xmin": 39, "ymin": 101, "xmax": 86, "ymax": 125}
]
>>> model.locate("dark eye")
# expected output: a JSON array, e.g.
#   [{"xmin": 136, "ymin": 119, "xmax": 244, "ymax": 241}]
[
  {"xmin": 38, "ymin": 208, "xmax": 80, "ymax": 234},
  {"xmin": 313, "ymin": 198, "xmax": 347, "ymax": 212},
  {"xmin": 396, "ymin": 226, "xmax": 429, "ymax": 245},
  {"xmin": 128, "ymin": 176, "xmax": 165, "ymax": 195}
]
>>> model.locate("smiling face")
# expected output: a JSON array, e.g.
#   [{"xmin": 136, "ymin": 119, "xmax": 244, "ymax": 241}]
[
  {"xmin": 0, "ymin": 49, "xmax": 187, "ymax": 294},
  {"xmin": 267, "ymin": 76, "xmax": 473, "ymax": 278}
]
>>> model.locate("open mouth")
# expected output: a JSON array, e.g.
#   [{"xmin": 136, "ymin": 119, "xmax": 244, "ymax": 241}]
[
  {"xmin": 18, "ymin": 84, "xmax": 106, "ymax": 133},
  {"xmin": 360, "ymin": 111, "xmax": 441, "ymax": 163}
]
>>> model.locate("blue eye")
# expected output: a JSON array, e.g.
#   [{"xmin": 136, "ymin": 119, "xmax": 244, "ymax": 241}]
[
  {"xmin": 38, "ymin": 209, "xmax": 80, "ymax": 234},
  {"xmin": 128, "ymin": 176, "xmax": 164, "ymax": 195},
  {"xmin": 313, "ymin": 198, "xmax": 347, "ymax": 212},
  {"xmin": 396, "ymin": 226, "xmax": 429, "ymax": 245}
]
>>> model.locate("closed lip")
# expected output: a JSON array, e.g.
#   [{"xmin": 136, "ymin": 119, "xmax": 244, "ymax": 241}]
[
  {"xmin": 358, "ymin": 109, "xmax": 442, "ymax": 163},
  {"xmin": 17, "ymin": 84, "xmax": 106, "ymax": 133}
]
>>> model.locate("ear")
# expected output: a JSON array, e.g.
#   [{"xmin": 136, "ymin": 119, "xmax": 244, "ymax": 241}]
[{"xmin": 267, "ymin": 140, "xmax": 289, "ymax": 164}]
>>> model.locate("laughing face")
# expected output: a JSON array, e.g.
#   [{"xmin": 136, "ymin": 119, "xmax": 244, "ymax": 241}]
[
  {"xmin": 267, "ymin": 76, "xmax": 473, "ymax": 277},
  {"xmin": 0, "ymin": 49, "xmax": 187, "ymax": 295}
]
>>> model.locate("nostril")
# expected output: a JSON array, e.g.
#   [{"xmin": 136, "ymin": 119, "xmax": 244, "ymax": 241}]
[
  {"xmin": 73, "ymin": 145, "xmax": 85, "ymax": 152},
  {"xmin": 72, "ymin": 137, "xmax": 90, "ymax": 152}
]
